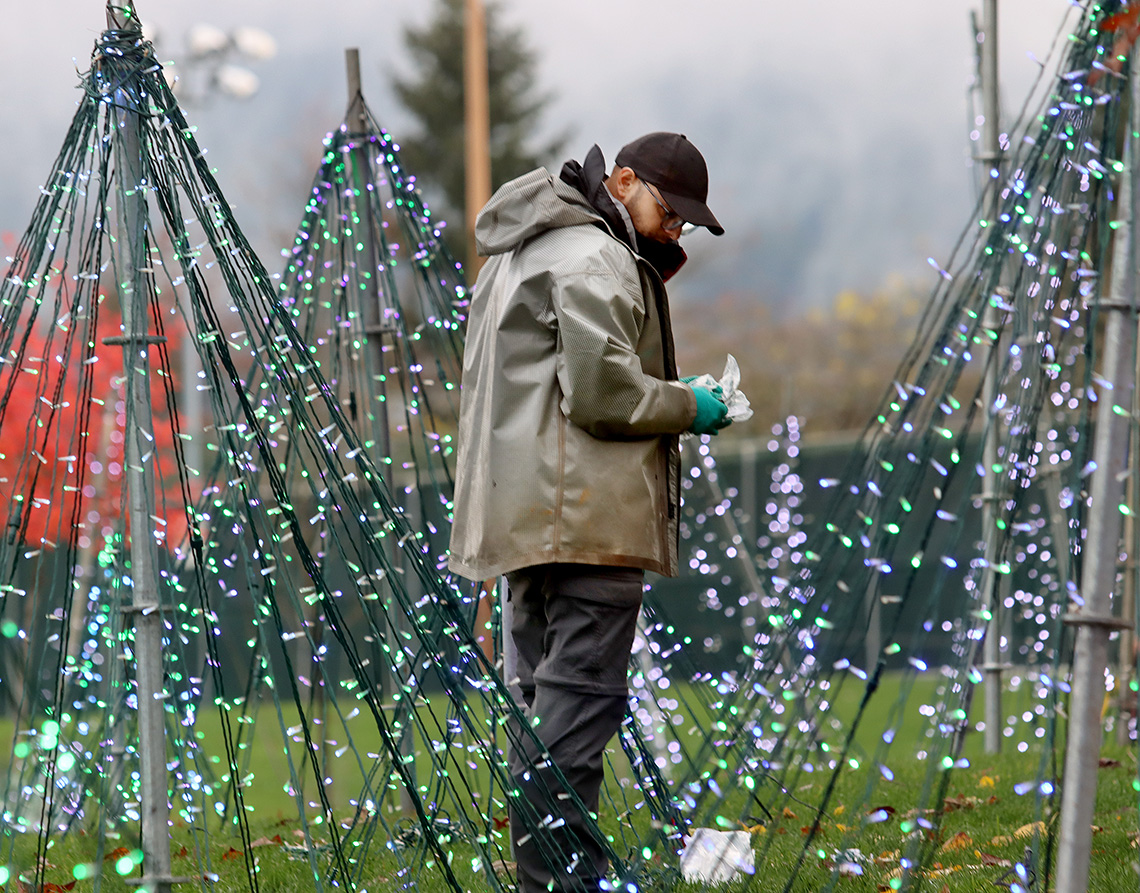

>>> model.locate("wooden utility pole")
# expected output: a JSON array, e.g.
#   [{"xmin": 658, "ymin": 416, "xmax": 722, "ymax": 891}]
[
  {"xmin": 464, "ymin": 0, "xmax": 496, "ymax": 658},
  {"xmin": 464, "ymin": 0, "xmax": 492, "ymax": 276}
]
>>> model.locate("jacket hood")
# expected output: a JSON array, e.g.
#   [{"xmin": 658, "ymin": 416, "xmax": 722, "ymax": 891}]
[
  {"xmin": 475, "ymin": 147, "xmax": 690, "ymax": 280},
  {"xmin": 474, "ymin": 166, "xmax": 602, "ymax": 257}
]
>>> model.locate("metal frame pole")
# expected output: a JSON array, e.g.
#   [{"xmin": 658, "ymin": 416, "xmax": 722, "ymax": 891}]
[
  {"xmin": 344, "ymin": 48, "xmax": 414, "ymax": 816},
  {"xmin": 1116, "ymin": 333, "xmax": 1140, "ymax": 746},
  {"xmin": 1054, "ymin": 53, "xmax": 1140, "ymax": 891},
  {"xmin": 105, "ymin": 4, "xmax": 174, "ymax": 890},
  {"xmin": 977, "ymin": 0, "xmax": 1009, "ymax": 755}
]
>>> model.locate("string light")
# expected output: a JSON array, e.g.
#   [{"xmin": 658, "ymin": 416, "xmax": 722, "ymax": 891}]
[{"xmin": 1, "ymin": 3, "xmax": 1136, "ymax": 892}]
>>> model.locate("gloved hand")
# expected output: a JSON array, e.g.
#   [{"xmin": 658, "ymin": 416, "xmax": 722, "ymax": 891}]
[
  {"xmin": 681, "ymin": 375, "xmax": 723, "ymax": 399},
  {"xmin": 688, "ymin": 384, "xmax": 730, "ymax": 435}
]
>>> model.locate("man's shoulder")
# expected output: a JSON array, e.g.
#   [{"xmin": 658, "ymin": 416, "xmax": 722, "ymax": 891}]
[{"xmin": 529, "ymin": 220, "xmax": 636, "ymax": 270}]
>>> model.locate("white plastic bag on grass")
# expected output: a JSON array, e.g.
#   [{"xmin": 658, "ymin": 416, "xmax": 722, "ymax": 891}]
[{"xmin": 679, "ymin": 828, "xmax": 755, "ymax": 884}]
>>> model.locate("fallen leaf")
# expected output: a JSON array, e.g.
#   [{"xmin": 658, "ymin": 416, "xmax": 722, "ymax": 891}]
[
  {"xmin": 978, "ymin": 851, "xmax": 1011, "ymax": 867},
  {"xmin": 250, "ymin": 835, "xmax": 283, "ymax": 848},
  {"xmin": 1099, "ymin": 758, "xmax": 1121, "ymax": 768},
  {"xmin": 943, "ymin": 795, "xmax": 980, "ymax": 812},
  {"xmin": 990, "ymin": 834, "xmax": 1013, "ymax": 846},
  {"xmin": 221, "ymin": 847, "xmax": 243, "ymax": 861},
  {"xmin": 782, "ymin": 806, "xmax": 797, "ymax": 819},
  {"xmin": 1014, "ymin": 822, "xmax": 1045, "ymax": 839},
  {"xmin": 833, "ymin": 804, "xmax": 846, "ymax": 816},
  {"xmin": 978, "ymin": 774, "xmax": 997, "ymax": 789},
  {"xmin": 104, "ymin": 847, "xmax": 130, "ymax": 862},
  {"xmin": 939, "ymin": 832, "xmax": 972, "ymax": 853}
]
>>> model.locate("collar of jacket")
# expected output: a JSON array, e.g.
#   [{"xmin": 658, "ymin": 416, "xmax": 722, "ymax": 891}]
[{"xmin": 560, "ymin": 145, "xmax": 688, "ymax": 282}]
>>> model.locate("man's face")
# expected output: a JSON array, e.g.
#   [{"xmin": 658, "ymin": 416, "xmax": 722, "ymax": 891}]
[{"xmin": 628, "ymin": 179, "xmax": 684, "ymax": 244}]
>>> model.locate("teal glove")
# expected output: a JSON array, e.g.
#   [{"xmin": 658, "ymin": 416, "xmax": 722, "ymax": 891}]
[
  {"xmin": 681, "ymin": 375, "xmax": 724, "ymax": 400},
  {"xmin": 689, "ymin": 384, "xmax": 730, "ymax": 435}
]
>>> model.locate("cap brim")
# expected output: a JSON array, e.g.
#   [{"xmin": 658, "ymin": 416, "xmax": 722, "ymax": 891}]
[{"xmin": 658, "ymin": 188, "xmax": 724, "ymax": 236}]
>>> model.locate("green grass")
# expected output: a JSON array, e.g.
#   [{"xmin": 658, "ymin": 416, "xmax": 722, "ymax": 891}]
[
  {"xmin": 671, "ymin": 745, "xmax": 1138, "ymax": 892},
  {"xmin": 1, "ymin": 671, "xmax": 1137, "ymax": 891},
  {"xmin": 6, "ymin": 747, "xmax": 1135, "ymax": 892}
]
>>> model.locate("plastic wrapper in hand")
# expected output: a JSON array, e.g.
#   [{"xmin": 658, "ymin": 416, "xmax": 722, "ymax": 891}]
[{"xmin": 687, "ymin": 354, "xmax": 753, "ymax": 424}]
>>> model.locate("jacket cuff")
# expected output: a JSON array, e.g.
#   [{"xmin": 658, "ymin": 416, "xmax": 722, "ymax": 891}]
[{"xmin": 678, "ymin": 381, "xmax": 698, "ymax": 432}]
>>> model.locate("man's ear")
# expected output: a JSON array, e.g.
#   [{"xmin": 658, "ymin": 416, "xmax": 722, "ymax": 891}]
[{"xmin": 608, "ymin": 165, "xmax": 638, "ymax": 201}]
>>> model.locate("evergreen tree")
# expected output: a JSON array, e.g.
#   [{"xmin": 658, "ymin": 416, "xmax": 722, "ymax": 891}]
[{"xmin": 392, "ymin": 0, "xmax": 568, "ymax": 234}]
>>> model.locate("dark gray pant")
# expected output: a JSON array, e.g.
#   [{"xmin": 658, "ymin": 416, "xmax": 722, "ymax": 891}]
[{"xmin": 505, "ymin": 564, "xmax": 643, "ymax": 893}]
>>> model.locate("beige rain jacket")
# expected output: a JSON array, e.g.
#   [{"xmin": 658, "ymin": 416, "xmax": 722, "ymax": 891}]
[{"xmin": 447, "ymin": 167, "xmax": 697, "ymax": 581}]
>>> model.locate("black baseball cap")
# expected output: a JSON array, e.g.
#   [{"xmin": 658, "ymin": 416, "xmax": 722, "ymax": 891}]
[{"xmin": 615, "ymin": 132, "xmax": 724, "ymax": 236}]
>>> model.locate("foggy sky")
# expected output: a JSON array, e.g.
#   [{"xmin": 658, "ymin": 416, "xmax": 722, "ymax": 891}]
[{"xmin": 0, "ymin": 0, "xmax": 1078, "ymax": 307}]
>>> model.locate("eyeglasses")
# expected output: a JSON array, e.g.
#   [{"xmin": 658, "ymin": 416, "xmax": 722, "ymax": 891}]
[{"xmin": 640, "ymin": 180, "xmax": 685, "ymax": 232}]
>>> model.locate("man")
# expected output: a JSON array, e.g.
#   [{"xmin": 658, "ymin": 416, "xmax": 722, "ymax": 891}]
[{"xmin": 449, "ymin": 132, "xmax": 730, "ymax": 892}]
